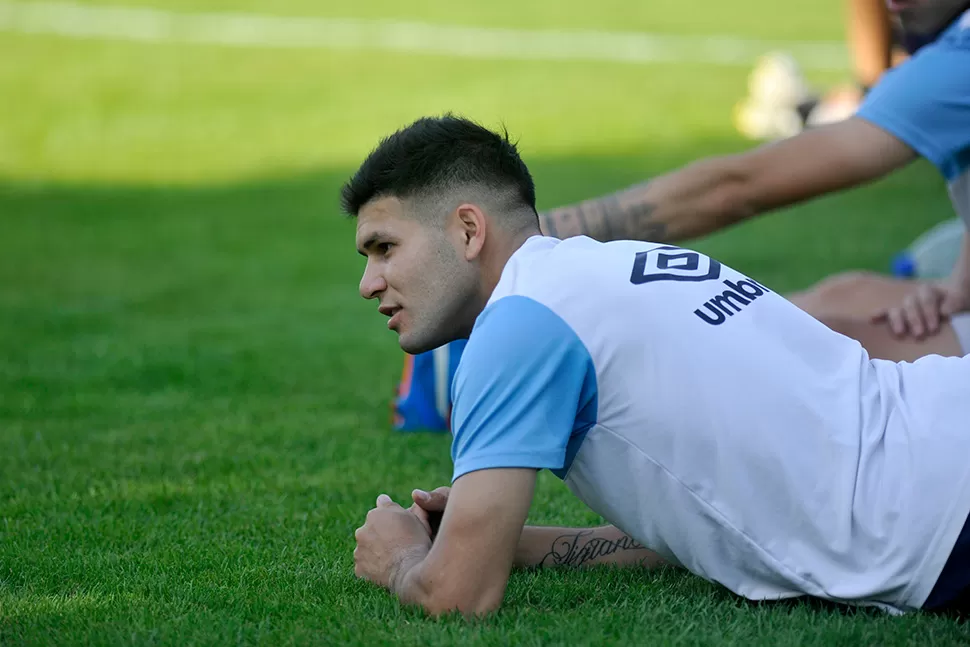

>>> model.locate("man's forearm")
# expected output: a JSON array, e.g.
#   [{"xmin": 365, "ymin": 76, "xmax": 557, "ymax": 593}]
[
  {"xmin": 537, "ymin": 119, "xmax": 917, "ymax": 246},
  {"xmin": 515, "ymin": 525, "xmax": 664, "ymax": 570},
  {"xmin": 388, "ymin": 525, "xmax": 663, "ymax": 615},
  {"xmin": 538, "ymin": 155, "xmax": 754, "ymax": 244}
]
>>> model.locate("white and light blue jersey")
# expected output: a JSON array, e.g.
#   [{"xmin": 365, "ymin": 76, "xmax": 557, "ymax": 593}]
[
  {"xmin": 857, "ymin": 10, "xmax": 970, "ymax": 224},
  {"xmin": 451, "ymin": 235, "xmax": 970, "ymax": 613}
]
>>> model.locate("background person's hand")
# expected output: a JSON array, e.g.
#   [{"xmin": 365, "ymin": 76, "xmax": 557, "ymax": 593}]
[{"xmin": 872, "ymin": 281, "xmax": 970, "ymax": 339}]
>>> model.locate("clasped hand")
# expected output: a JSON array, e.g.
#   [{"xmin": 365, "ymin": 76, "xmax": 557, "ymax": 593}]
[{"xmin": 353, "ymin": 487, "xmax": 451, "ymax": 589}]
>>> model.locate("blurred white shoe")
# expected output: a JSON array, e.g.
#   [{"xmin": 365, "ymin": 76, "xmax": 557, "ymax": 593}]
[
  {"xmin": 733, "ymin": 52, "xmax": 813, "ymax": 141},
  {"xmin": 747, "ymin": 52, "xmax": 812, "ymax": 107},
  {"xmin": 734, "ymin": 97, "xmax": 803, "ymax": 141}
]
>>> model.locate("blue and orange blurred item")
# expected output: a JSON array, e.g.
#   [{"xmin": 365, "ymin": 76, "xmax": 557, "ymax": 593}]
[{"xmin": 391, "ymin": 340, "xmax": 467, "ymax": 432}]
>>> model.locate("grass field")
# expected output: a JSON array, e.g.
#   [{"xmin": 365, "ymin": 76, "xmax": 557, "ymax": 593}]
[{"xmin": 2, "ymin": 1, "xmax": 968, "ymax": 645}]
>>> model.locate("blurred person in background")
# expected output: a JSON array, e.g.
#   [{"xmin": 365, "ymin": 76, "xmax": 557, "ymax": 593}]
[
  {"xmin": 538, "ymin": 0, "xmax": 970, "ymax": 365},
  {"xmin": 735, "ymin": 0, "xmax": 911, "ymax": 141},
  {"xmin": 392, "ymin": 0, "xmax": 970, "ymax": 433}
]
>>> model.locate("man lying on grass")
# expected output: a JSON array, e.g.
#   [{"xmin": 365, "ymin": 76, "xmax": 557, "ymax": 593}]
[{"xmin": 343, "ymin": 115, "xmax": 970, "ymax": 617}]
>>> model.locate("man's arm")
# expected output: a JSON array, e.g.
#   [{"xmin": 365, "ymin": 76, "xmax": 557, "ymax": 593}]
[
  {"xmin": 515, "ymin": 524, "xmax": 666, "ymax": 570},
  {"xmin": 538, "ymin": 117, "xmax": 917, "ymax": 243},
  {"xmin": 410, "ymin": 488, "xmax": 665, "ymax": 570},
  {"xmin": 390, "ymin": 468, "xmax": 536, "ymax": 617}
]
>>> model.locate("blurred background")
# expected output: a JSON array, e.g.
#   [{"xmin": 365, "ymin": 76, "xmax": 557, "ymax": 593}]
[{"xmin": 0, "ymin": 0, "xmax": 959, "ymax": 643}]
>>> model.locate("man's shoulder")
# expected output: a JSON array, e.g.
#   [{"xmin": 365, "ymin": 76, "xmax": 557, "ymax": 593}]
[
  {"xmin": 452, "ymin": 294, "xmax": 596, "ymax": 418},
  {"xmin": 466, "ymin": 294, "xmax": 582, "ymax": 352},
  {"xmin": 491, "ymin": 235, "xmax": 656, "ymax": 307}
]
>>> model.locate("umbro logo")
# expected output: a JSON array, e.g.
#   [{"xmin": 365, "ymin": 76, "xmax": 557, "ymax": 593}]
[
  {"xmin": 630, "ymin": 247, "xmax": 721, "ymax": 284},
  {"xmin": 628, "ymin": 247, "xmax": 772, "ymax": 326},
  {"xmin": 694, "ymin": 278, "xmax": 772, "ymax": 326}
]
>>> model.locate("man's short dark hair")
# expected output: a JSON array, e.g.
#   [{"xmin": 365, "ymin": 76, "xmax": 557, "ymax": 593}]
[{"xmin": 340, "ymin": 115, "xmax": 537, "ymax": 223}]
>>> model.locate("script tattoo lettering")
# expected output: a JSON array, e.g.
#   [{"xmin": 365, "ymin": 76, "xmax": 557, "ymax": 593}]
[
  {"xmin": 540, "ymin": 531, "xmax": 645, "ymax": 567},
  {"xmin": 538, "ymin": 182, "xmax": 667, "ymax": 243}
]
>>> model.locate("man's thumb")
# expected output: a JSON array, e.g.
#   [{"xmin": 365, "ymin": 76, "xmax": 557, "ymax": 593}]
[
  {"xmin": 412, "ymin": 489, "xmax": 446, "ymax": 510},
  {"xmin": 376, "ymin": 494, "xmax": 397, "ymax": 508}
]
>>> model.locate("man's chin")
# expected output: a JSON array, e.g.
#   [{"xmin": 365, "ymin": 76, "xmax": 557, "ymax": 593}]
[
  {"xmin": 399, "ymin": 341, "xmax": 434, "ymax": 355},
  {"xmin": 398, "ymin": 335, "xmax": 428, "ymax": 356},
  {"xmin": 398, "ymin": 332, "xmax": 445, "ymax": 356}
]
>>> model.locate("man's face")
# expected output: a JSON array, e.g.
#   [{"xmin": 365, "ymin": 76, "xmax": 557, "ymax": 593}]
[
  {"xmin": 888, "ymin": 0, "xmax": 966, "ymax": 36},
  {"xmin": 356, "ymin": 196, "xmax": 478, "ymax": 354}
]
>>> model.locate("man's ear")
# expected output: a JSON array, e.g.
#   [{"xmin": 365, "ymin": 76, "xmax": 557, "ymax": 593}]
[{"xmin": 455, "ymin": 203, "xmax": 487, "ymax": 261}]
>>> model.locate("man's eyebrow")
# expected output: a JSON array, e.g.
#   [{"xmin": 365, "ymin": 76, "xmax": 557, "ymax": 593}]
[{"xmin": 357, "ymin": 231, "xmax": 389, "ymax": 256}]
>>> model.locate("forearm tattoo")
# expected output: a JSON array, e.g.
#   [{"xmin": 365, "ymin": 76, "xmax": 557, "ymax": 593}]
[
  {"xmin": 540, "ymin": 530, "xmax": 645, "ymax": 568},
  {"xmin": 538, "ymin": 183, "xmax": 667, "ymax": 243}
]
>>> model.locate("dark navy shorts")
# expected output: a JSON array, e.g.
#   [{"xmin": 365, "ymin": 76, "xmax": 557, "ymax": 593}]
[{"xmin": 923, "ymin": 511, "xmax": 970, "ymax": 613}]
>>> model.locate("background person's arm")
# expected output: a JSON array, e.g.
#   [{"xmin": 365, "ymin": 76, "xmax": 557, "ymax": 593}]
[
  {"xmin": 846, "ymin": 0, "xmax": 894, "ymax": 89},
  {"xmin": 538, "ymin": 117, "xmax": 916, "ymax": 244},
  {"xmin": 855, "ymin": 29, "xmax": 970, "ymax": 339}
]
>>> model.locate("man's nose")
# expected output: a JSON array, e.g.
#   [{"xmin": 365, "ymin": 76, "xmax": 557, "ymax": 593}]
[{"xmin": 359, "ymin": 262, "xmax": 387, "ymax": 300}]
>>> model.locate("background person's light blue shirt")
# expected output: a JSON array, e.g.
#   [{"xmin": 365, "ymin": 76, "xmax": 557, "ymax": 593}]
[{"xmin": 857, "ymin": 10, "xmax": 970, "ymax": 222}]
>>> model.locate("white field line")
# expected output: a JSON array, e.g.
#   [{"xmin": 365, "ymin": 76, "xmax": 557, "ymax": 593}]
[{"xmin": 0, "ymin": 1, "xmax": 847, "ymax": 69}]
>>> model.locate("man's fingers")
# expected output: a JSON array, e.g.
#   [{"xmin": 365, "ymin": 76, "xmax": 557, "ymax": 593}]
[
  {"xmin": 917, "ymin": 286, "xmax": 942, "ymax": 334},
  {"xmin": 376, "ymin": 494, "xmax": 398, "ymax": 508},
  {"xmin": 923, "ymin": 303, "xmax": 941, "ymax": 335},
  {"xmin": 886, "ymin": 306, "xmax": 907, "ymax": 338},
  {"xmin": 411, "ymin": 487, "xmax": 449, "ymax": 511},
  {"xmin": 407, "ymin": 502, "xmax": 433, "ymax": 533},
  {"xmin": 897, "ymin": 295, "xmax": 920, "ymax": 337},
  {"xmin": 904, "ymin": 307, "xmax": 925, "ymax": 339}
]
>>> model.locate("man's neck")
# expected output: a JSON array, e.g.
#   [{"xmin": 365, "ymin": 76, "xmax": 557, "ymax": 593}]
[
  {"xmin": 455, "ymin": 228, "xmax": 540, "ymax": 340},
  {"xmin": 479, "ymin": 228, "xmax": 540, "ymax": 302}
]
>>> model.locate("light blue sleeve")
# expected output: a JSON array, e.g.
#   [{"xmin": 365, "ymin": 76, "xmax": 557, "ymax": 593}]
[
  {"xmin": 856, "ymin": 25, "xmax": 970, "ymax": 181},
  {"xmin": 450, "ymin": 295, "xmax": 598, "ymax": 482}
]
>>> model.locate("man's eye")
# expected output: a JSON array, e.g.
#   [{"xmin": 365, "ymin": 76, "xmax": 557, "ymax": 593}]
[{"xmin": 378, "ymin": 243, "xmax": 393, "ymax": 255}]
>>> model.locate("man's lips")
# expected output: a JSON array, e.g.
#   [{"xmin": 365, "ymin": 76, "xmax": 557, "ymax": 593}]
[{"xmin": 379, "ymin": 305, "xmax": 402, "ymax": 330}]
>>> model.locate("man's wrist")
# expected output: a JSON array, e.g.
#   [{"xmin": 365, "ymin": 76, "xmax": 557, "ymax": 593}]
[{"xmin": 388, "ymin": 544, "xmax": 430, "ymax": 597}]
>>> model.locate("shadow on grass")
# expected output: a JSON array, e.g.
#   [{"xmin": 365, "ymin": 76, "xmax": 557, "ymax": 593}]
[
  {"xmin": 0, "ymin": 142, "xmax": 955, "ymax": 430},
  {"xmin": 0, "ymin": 143, "xmax": 954, "ymax": 434},
  {"xmin": 0, "ymin": 140, "xmax": 955, "ymax": 306}
]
